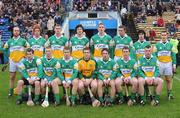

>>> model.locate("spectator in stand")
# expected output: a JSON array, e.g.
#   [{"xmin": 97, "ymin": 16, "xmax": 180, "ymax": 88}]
[
  {"xmin": 149, "ymin": 27, "xmax": 156, "ymax": 41},
  {"xmin": 54, "ymin": 12, "xmax": 62, "ymax": 25},
  {"xmin": 47, "ymin": 15, "xmax": 54, "ymax": 37},
  {"xmin": 157, "ymin": 15, "xmax": 164, "ymax": 27}
]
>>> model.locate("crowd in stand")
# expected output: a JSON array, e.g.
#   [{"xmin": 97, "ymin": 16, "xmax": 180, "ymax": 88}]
[{"xmin": 0, "ymin": 0, "xmax": 65, "ymax": 39}]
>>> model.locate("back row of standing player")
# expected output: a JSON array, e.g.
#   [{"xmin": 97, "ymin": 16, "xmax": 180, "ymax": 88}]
[{"xmin": 2, "ymin": 23, "xmax": 176, "ymax": 106}]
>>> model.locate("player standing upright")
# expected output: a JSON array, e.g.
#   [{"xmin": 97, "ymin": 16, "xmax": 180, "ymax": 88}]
[
  {"xmin": 69, "ymin": 24, "xmax": 89, "ymax": 60},
  {"xmin": 113, "ymin": 25, "xmax": 134, "ymax": 62},
  {"xmin": 90, "ymin": 23, "xmax": 113, "ymax": 61},
  {"xmin": 4, "ymin": 26, "xmax": 29, "ymax": 97},
  {"xmin": 45, "ymin": 24, "xmax": 68, "ymax": 59},
  {"xmin": 133, "ymin": 30, "xmax": 151, "ymax": 60},
  {"xmin": 28, "ymin": 25, "xmax": 46, "ymax": 58},
  {"xmin": 154, "ymin": 31, "xmax": 176, "ymax": 100}
]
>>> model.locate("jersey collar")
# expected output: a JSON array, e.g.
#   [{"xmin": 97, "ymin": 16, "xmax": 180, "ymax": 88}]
[
  {"xmin": 101, "ymin": 57, "xmax": 111, "ymax": 63},
  {"xmin": 55, "ymin": 34, "xmax": 63, "ymax": 39},
  {"xmin": 122, "ymin": 56, "xmax": 131, "ymax": 63},
  {"xmin": 98, "ymin": 32, "xmax": 107, "ymax": 38},
  {"xmin": 63, "ymin": 57, "xmax": 73, "ymax": 62},
  {"xmin": 26, "ymin": 57, "xmax": 34, "ymax": 63},
  {"xmin": 33, "ymin": 36, "xmax": 41, "ymax": 40},
  {"xmin": 13, "ymin": 36, "xmax": 20, "ymax": 41},
  {"xmin": 143, "ymin": 55, "xmax": 153, "ymax": 60},
  {"xmin": 160, "ymin": 40, "xmax": 169, "ymax": 45}
]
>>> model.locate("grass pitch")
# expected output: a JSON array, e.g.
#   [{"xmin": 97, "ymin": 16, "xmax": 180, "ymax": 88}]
[{"xmin": 0, "ymin": 65, "xmax": 180, "ymax": 118}]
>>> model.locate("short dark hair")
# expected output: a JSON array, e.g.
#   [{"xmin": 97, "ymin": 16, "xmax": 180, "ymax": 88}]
[
  {"xmin": 101, "ymin": 48, "xmax": 109, "ymax": 53},
  {"xmin": 63, "ymin": 46, "xmax": 71, "ymax": 52},
  {"xmin": 83, "ymin": 47, "xmax": 90, "ymax": 52},
  {"xmin": 145, "ymin": 45, "xmax": 151, "ymax": 49},
  {"xmin": 118, "ymin": 25, "xmax": 126, "ymax": 31},
  {"xmin": 75, "ymin": 24, "xmax": 84, "ymax": 33},
  {"xmin": 122, "ymin": 46, "xmax": 130, "ymax": 51},
  {"xmin": 138, "ymin": 30, "xmax": 145, "ymax": 35},
  {"xmin": 26, "ymin": 48, "xmax": 34, "ymax": 54},
  {"xmin": 98, "ymin": 22, "xmax": 104, "ymax": 27}
]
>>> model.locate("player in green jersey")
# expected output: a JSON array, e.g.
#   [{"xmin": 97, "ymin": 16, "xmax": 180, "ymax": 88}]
[
  {"xmin": 138, "ymin": 45, "xmax": 163, "ymax": 106},
  {"xmin": 69, "ymin": 24, "xmax": 89, "ymax": 59},
  {"xmin": 90, "ymin": 23, "xmax": 114, "ymax": 61},
  {"xmin": 16, "ymin": 48, "xmax": 42, "ymax": 105},
  {"xmin": 133, "ymin": 30, "xmax": 151, "ymax": 60},
  {"xmin": 115, "ymin": 46, "xmax": 138, "ymax": 106},
  {"xmin": 28, "ymin": 25, "xmax": 46, "ymax": 58},
  {"xmin": 97, "ymin": 48, "xmax": 117, "ymax": 106},
  {"xmin": 59, "ymin": 47, "xmax": 78, "ymax": 105},
  {"xmin": 113, "ymin": 25, "xmax": 134, "ymax": 61},
  {"xmin": 45, "ymin": 24, "xmax": 68, "ymax": 59},
  {"xmin": 40, "ymin": 46, "xmax": 64, "ymax": 106}
]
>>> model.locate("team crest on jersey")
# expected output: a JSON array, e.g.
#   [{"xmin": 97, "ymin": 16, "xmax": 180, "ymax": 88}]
[{"xmin": 10, "ymin": 42, "xmax": 14, "ymax": 46}]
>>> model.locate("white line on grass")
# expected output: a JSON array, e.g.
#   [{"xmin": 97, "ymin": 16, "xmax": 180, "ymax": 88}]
[{"xmin": 174, "ymin": 76, "xmax": 180, "ymax": 82}]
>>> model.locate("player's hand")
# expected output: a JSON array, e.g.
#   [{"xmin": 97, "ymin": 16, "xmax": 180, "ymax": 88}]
[
  {"xmin": 124, "ymin": 77, "xmax": 130, "ymax": 84},
  {"xmin": 35, "ymin": 77, "xmax": 40, "ymax": 81},
  {"xmin": 146, "ymin": 77, "xmax": 153, "ymax": 85},
  {"xmin": 28, "ymin": 79, "xmax": 34, "ymax": 85},
  {"xmin": 173, "ymin": 65, "xmax": 176, "ymax": 74}
]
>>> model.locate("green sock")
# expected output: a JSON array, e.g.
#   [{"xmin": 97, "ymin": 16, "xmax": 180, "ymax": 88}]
[
  {"xmin": 9, "ymin": 88, "xmax": 13, "ymax": 95},
  {"xmin": 167, "ymin": 90, "xmax": 172, "ymax": 95},
  {"xmin": 118, "ymin": 92, "xmax": 124, "ymax": 99},
  {"xmin": 99, "ymin": 97, "xmax": 104, "ymax": 102},
  {"xmin": 34, "ymin": 95, "xmax": 40, "ymax": 101},
  {"xmin": 54, "ymin": 94, "xmax": 60, "ymax": 103},
  {"xmin": 109, "ymin": 97, "xmax": 114, "ymax": 103},
  {"xmin": 155, "ymin": 95, "xmax": 160, "ymax": 101},
  {"xmin": 71, "ymin": 95, "xmax": 77, "ymax": 102},
  {"xmin": 17, "ymin": 94, "xmax": 22, "ymax": 101},
  {"xmin": 131, "ymin": 93, "xmax": 136, "ymax": 100},
  {"xmin": 24, "ymin": 86, "xmax": 28, "ymax": 93},
  {"xmin": 140, "ymin": 95, "xmax": 145, "ymax": 101}
]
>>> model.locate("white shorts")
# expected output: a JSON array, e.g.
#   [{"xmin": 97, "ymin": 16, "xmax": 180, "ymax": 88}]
[
  {"xmin": 158, "ymin": 61, "xmax": 173, "ymax": 76},
  {"xmin": 9, "ymin": 59, "xmax": 23, "ymax": 73}
]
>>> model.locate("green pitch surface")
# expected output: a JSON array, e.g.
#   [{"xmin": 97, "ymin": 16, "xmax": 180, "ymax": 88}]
[{"xmin": 0, "ymin": 66, "xmax": 180, "ymax": 118}]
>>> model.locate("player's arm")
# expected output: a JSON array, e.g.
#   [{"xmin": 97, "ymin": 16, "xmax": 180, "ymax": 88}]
[
  {"xmin": 91, "ymin": 60, "xmax": 97, "ymax": 79},
  {"xmin": 55, "ymin": 61, "xmax": 64, "ymax": 81},
  {"xmin": 131, "ymin": 61, "xmax": 137, "ymax": 78},
  {"xmin": 19, "ymin": 62, "xmax": 29, "ymax": 79},
  {"xmin": 97, "ymin": 62, "xmax": 105, "ymax": 80},
  {"xmin": 109, "ymin": 37, "xmax": 115, "ymax": 59},
  {"xmin": 36, "ymin": 58, "xmax": 43, "ymax": 79},
  {"xmin": 130, "ymin": 46, "xmax": 136, "ymax": 59},
  {"xmin": 90, "ymin": 38, "xmax": 94, "ymax": 56},
  {"xmin": 44, "ymin": 39, "xmax": 50, "ymax": 48},
  {"xmin": 69, "ymin": 62, "xmax": 78, "ymax": 81},
  {"xmin": 171, "ymin": 46, "xmax": 177, "ymax": 66},
  {"xmin": 137, "ymin": 60, "xmax": 146, "ymax": 78},
  {"xmin": 109, "ymin": 62, "xmax": 117, "ymax": 80}
]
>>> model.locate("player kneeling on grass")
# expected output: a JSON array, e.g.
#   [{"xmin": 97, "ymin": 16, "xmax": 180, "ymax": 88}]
[
  {"xmin": 59, "ymin": 47, "xmax": 78, "ymax": 106},
  {"xmin": 16, "ymin": 48, "xmax": 42, "ymax": 105},
  {"xmin": 115, "ymin": 46, "xmax": 138, "ymax": 106},
  {"xmin": 41, "ymin": 47, "xmax": 64, "ymax": 106},
  {"xmin": 97, "ymin": 48, "xmax": 117, "ymax": 106},
  {"xmin": 138, "ymin": 45, "xmax": 163, "ymax": 106},
  {"xmin": 77, "ymin": 47, "xmax": 99, "ymax": 106}
]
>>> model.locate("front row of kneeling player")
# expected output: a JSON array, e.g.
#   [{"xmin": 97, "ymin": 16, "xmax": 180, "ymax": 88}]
[{"xmin": 16, "ymin": 45, "xmax": 163, "ymax": 107}]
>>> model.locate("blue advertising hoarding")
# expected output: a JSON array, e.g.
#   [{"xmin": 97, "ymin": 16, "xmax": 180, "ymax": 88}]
[{"xmin": 69, "ymin": 19, "xmax": 117, "ymax": 29}]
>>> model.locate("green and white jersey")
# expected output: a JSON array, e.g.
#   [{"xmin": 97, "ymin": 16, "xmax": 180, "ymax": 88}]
[
  {"xmin": 90, "ymin": 33, "xmax": 113, "ymax": 59},
  {"xmin": 19, "ymin": 56, "xmax": 43, "ymax": 79},
  {"xmin": 28, "ymin": 36, "xmax": 46, "ymax": 58},
  {"xmin": 41, "ymin": 56, "xmax": 63, "ymax": 82},
  {"xmin": 154, "ymin": 41, "xmax": 176, "ymax": 65},
  {"xmin": 113, "ymin": 34, "xmax": 133, "ymax": 58},
  {"xmin": 0, "ymin": 40, "xmax": 3, "ymax": 51},
  {"xmin": 133, "ymin": 40, "xmax": 151, "ymax": 60},
  {"xmin": 138, "ymin": 55, "xmax": 159, "ymax": 78},
  {"xmin": 116, "ymin": 57, "xmax": 137, "ymax": 78},
  {"xmin": 97, "ymin": 58, "xmax": 117, "ymax": 80},
  {"xmin": 59, "ymin": 57, "xmax": 78, "ymax": 81},
  {"xmin": 70, "ymin": 35, "xmax": 89, "ymax": 59},
  {"xmin": 4, "ymin": 36, "xmax": 29, "ymax": 62},
  {"xmin": 45, "ymin": 35, "xmax": 68, "ymax": 59}
]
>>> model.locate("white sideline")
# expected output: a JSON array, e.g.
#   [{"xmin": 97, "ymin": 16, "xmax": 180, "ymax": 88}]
[{"xmin": 174, "ymin": 76, "xmax": 180, "ymax": 82}]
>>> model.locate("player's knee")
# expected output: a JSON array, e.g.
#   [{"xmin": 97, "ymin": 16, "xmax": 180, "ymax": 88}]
[
  {"xmin": 132, "ymin": 79, "xmax": 138, "ymax": 85},
  {"xmin": 72, "ymin": 79, "xmax": 78, "ymax": 86},
  {"xmin": 158, "ymin": 78, "xmax": 164, "ymax": 85},
  {"xmin": 40, "ymin": 81, "xmax": 45, "ymax": 88},
  {"xmin": 91, "ymin": 82, "xmax": 97, "ymax": 89},
  {"xmin": 17, "ymin": 80, "xmax": 24, "ymax": 86},
  {"xmin": 78, "ymin": 83, "xmax": 84, "ymax": 89},
  {"xmin": 98, "ymin": 80, "xmax": 103, "ymax": 87},
  {"xmin": 35, "ymin": 81, "xmax": 40, "ymax": 87}
]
